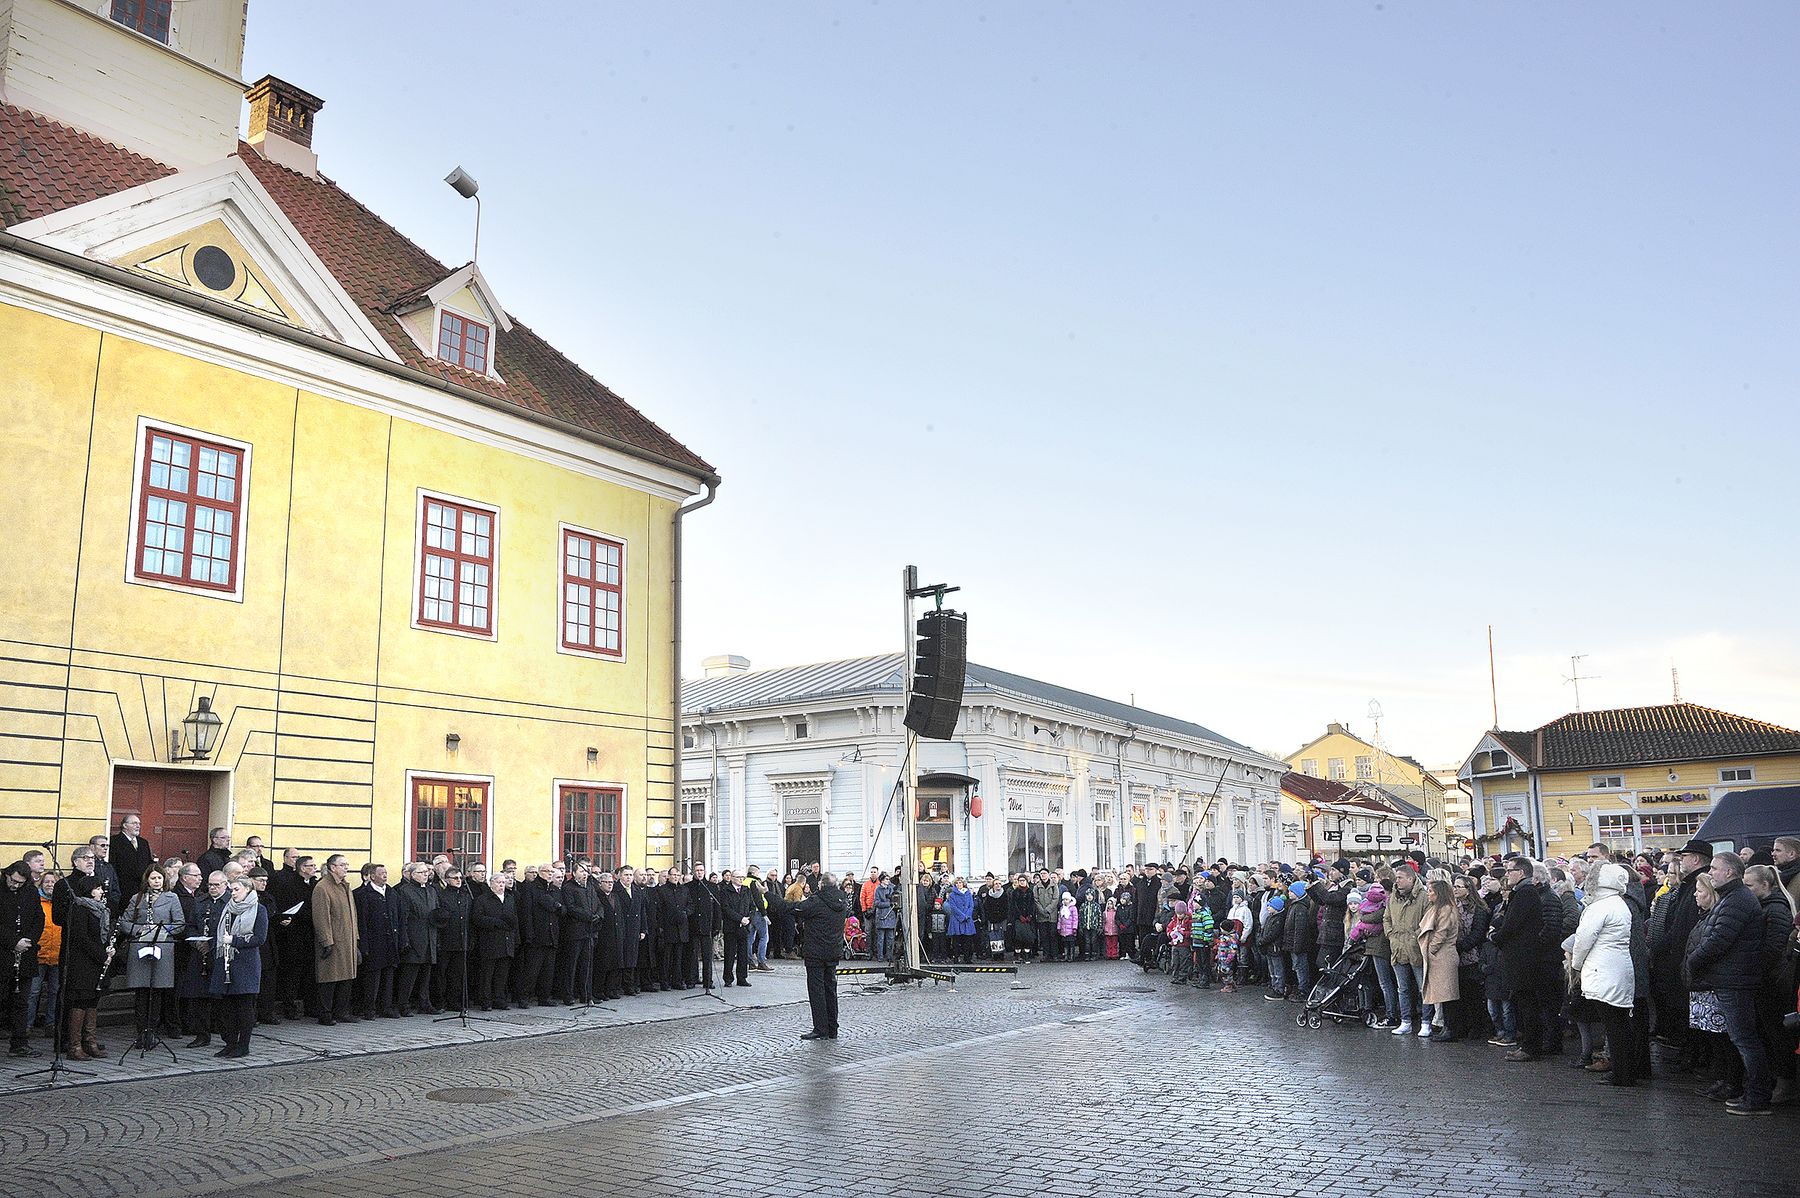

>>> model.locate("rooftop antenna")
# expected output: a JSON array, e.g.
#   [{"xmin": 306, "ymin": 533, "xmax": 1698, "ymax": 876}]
[
  {"xmin": 444, "ymin": 166, "xmax": 481, "ymax": 265},
  {"xmin": 1564, "ymin": 653, "xmax": 1599, "ymax": 712},
  {"xmin": 1671, "ymin": 663, "xmax": 1682, "ymax": 703}
]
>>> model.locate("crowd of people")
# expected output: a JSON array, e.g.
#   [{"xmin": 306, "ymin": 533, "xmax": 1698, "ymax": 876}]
[
  {"xmin": 864, "ymin": 837, "xmax": 1795, "ymax": 1117},
  {"xmin": 0, "ymin": 818, "xmax": 865, "ymax": 1063},
  {"xmin": 4, "ymin": 817, "xmax": 1795, "ymax": 1113}
]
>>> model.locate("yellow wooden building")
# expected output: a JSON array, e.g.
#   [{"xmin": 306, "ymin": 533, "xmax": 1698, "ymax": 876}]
[
  {"xmin": 0, "ymin": 1, "xmax": 717, "ymax": 872},
  {"xmin": 1457, "ymin": 703, "xmax": 1800, "ymax": 857},
  {"xmin": 1284, "ymin": 722, "xmax": 1450, "ymax": 854}
]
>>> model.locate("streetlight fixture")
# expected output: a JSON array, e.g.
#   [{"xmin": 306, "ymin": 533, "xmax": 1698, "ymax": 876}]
[
  {"xmin": 444, "ymin": 166, "xmax": 481, "ymax": 264},
  {"xmin": 172, "ymin": 696, "xmax": 223, "ymax": 762}
]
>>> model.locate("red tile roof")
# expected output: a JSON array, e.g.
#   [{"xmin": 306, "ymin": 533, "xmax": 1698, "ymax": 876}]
[
  {"xmin": 0, "ymin": 104, "xmax": 712, "ymax": 477},
  {"xmin": 1496, "ymin": 704, "xmax": 1800, "ymax": 771},
  {"xmin": 0, "ymin": 104, "xmax": 173, "ymax": 224}
]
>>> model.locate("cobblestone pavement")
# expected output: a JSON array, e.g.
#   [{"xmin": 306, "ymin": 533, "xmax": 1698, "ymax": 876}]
[
  {"xmin": 0, "ymin": 964, "xmax": 815, "ymax": 1096},
  {"xmin": 7, "ymin": 962, "xmax": 1792, "ymax": 1198}
]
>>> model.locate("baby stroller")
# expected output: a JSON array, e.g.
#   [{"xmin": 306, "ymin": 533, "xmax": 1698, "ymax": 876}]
[
  {"xmin": 843, "ymin": 914, "xmax": 868, "ymax": 960},
  {"xmin": 1297, "ymin": 944, "xmax": 1376, "ymax": 1029}
]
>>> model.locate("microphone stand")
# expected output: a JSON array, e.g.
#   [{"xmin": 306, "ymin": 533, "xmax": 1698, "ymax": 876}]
[{"xmin": 16, "ymin": 842, "xmax": 95, "ymax": 1085}]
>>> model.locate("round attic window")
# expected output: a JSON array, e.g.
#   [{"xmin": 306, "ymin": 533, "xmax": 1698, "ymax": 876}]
[{"xmin": 193, "ymin": 246, "xmax": 237, "ymax": 292}]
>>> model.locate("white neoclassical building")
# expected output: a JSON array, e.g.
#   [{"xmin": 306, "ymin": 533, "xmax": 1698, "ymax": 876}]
[{"xmin": 679, "ymin": 654, "xmax": 1286, "ymax": 879}]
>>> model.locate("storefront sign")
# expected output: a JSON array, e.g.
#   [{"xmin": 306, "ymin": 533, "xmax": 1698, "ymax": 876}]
[
  {"xmin": 782, "ymin": 795, "xmax": 821, "ymax": 823},
  {"xmin": 1354, "ymin": 834, "xmax": 1373, "ymax": 844},
  {"xmin": 1322, "ymin": 830, "xmax": 1343, "ymax": 842},
  {"xmin": 1639, "ymin": 791, "xmax": 1708, "ymax": 805}
]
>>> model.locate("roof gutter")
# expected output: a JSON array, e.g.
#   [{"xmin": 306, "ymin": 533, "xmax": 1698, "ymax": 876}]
[{"xmin": 0, "ymin": 229, "xmax": 721, "ymax": 488}]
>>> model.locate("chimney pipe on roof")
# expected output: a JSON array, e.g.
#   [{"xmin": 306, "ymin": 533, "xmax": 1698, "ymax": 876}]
[
  {"xmin": 702, "ymin": 655, "xmax": 751, "ymax": 679},
  {"xmin": 246, "ymin": 75, "xmax": 324, "ymax": 178}
]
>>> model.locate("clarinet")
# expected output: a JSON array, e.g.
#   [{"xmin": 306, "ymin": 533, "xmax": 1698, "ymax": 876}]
[{"xmin": 99, "ymin": 918, "xmax": 123, "ymax": 992}]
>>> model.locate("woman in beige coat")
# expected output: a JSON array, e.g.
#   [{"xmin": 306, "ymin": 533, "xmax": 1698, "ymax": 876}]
[{"xmin": 1419, "ymin": 876, "xmax": 1461, "ymax": 1039}]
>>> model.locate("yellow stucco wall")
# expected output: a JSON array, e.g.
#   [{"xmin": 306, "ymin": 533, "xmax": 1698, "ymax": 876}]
[{"xmin": 0, "ymin": 300, "xmax": 679, "ymax": 868}]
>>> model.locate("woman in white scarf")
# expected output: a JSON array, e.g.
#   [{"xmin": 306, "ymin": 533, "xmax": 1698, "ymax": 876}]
[{"xmin": 207, "ymin": 874, "xmax": 269, "ymax": 1059}]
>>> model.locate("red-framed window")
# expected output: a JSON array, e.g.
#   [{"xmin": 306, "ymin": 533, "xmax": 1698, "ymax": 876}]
[
  {"xmin": 437, "ymin": 311, "xmax": 490, "ymax": 373},
  {"xmin": 561, "ymin": 528, "xmax": 624, "ymax": 657},
  {"xmin": 559, "ymin": 785, "xmax": 622, "ymax": 870},
  {"xmin": 411, "ymin": 777, "xmax": 488, "ymax": 864},
  {"xmin": 134, "ymin": 427, "xmax": 245, "ymax": 592},
  {"xmin": 111, "ymin": 0, "xmax": 172, "ymax": 43},
  {"xmin": 418, "ymin": 496, "xmax": 495, "ymax": 634}
]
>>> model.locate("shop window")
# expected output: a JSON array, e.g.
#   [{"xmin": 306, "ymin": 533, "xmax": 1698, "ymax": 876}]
[{"xmin": 1007, "ymin": 820, "xmax": 1064, "ymax": 874}]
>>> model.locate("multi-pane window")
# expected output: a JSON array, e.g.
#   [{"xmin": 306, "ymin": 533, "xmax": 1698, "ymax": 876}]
[
  {"xmin": 411, "ymin": 778, "xmax": 487, "ymax": 864},
  {"xmin": 111, "ymin": 0, "xmax": 172, "ymax": 43},
  {"xmin": 418, "ymin": 496, "xmax": 495, "ymax": 634},
  {"xmin": 1300, "ymin": 758, "xmax": 1318, "ymax": 777},
  {"xmin": 437, "ymin": 311, "xmax": 490, "ymax": 373},
  {"xmin": 1639, "ymin": 812, "xmax": 1702, "ymax": 840},
  {"xmin": 680, "ymin": 798, "xmax": 707, "ymax": 870},
  {"xmin": 1596, "ymin": 813, "xmax": 1635, "ymax": 844},
  {"xmin": 135, "ymin": 428, "xmax": 245, "ymax": 592},
  {"xmin": 1093, "ymin": 798, "xmax": 1114, "ymax": 869},
  {"xmin": 561, "ymin": 529, "xmax": 623, "ymax": 656},
  {"xmin": 1719, "ymin": 766, "xmax": 1755, "ymax": 783},
  {"xmin": 1327, "ymin": 757, "xmax": 1346, "ymax": 781},
  {"xmin": 1590, "ymin": 775, "xmax": 1624, "ymax": 790},
  {"xmin": 559, "ymin": 786, "xmax": 622, "ymax": 871},
  {"xmin": 1355, "ymin": 755, "xmax": 1373, "ymax": 780}
]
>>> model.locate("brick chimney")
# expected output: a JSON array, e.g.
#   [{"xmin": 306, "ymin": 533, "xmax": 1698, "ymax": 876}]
[{"xmin": 245, "ymin": 75, "xmax": 324, "ymax": 178}]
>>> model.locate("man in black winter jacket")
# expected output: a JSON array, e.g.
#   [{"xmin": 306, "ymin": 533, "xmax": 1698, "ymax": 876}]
[
  {"xmin": 1687, "ymin": 854, "xmax": 1771, "ymax": 1114},
  {"xmin": 793, "ymin": 875, "xmax": 846, "ymax": 1040},
  {"xmin": 718, "ymin": 871, "xmax": 754, "ymax": 987}
]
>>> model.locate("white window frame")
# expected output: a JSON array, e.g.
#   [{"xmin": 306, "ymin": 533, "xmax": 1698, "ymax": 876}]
[
  {"xmin": 411, "ymin": 487, "xmax": 501, "ymax": 642},
  {"xmin": 1719, "ymin": 766, "xmax": 1755, "ymax": 784},
  {"xmin": 1590, "ymin": 774, "xmax": 1624, "ymax": 790},
  {"xmin": 555, "ymin": 521, "xmax": 629, "ymax": 662},
  {"xmin": 124, "ymin": 416, "xmax": 253, "ymax": 604}
]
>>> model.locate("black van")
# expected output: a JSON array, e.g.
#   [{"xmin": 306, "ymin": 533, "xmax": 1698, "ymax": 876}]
[{"xmin": 1696, "ymin": 786, "xmax": 1800, "ymax": 854}]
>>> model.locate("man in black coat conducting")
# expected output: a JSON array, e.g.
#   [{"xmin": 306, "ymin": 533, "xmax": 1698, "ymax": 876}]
[{"xmin": 793, "ymin": 872, "xmax": 847, "ymax": 1042}]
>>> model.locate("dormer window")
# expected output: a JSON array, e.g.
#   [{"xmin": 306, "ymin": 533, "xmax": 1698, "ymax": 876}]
[
  {"xmin": 390, "ymin": 263, "xmax": 512, "ymax": 382},
  {"xmin": 111, "ymin": 0, "xmax": 172, "ymax": 43},
  {"xmin": 437, "ymin": 311, "xmax": 490, "ymax": 373}
]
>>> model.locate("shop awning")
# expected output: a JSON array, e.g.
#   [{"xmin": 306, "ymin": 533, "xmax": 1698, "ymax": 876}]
[{"xmin": 918, "ymin": 771, "xmax": 980, "ymax": 788}]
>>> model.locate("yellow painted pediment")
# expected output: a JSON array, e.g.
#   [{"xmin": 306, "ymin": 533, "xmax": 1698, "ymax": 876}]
[{"xmin": 120, "ymin": 218, "xmax": 295, "ymax": 322}]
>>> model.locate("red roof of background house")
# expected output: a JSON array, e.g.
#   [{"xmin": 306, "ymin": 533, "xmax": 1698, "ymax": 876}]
[
  {"xmin": 1495, "ymin": 703, "xmax": 1800, "ymax": 771},
  {"xmin": 1, "ymin": 104, "xmax": 712, "ymax": 476}
]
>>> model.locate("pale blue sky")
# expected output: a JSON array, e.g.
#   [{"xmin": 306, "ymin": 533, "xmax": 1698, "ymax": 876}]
[{"xmin": 246, "ymin": 2, "xmax": 1799, "ymax": 764}]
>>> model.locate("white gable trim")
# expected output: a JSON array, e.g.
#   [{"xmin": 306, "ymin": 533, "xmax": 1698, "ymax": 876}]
[
  {"xmin": 403, "ymin": 262, "xmax": 513, "ymax": 333},
  {"xmin": 1457, "ymin": 732, "xmax": 1531, "ymax": 782},
  {"xmin": 6, "ymin": 156, "xmax": 399, "ymax": 361}
]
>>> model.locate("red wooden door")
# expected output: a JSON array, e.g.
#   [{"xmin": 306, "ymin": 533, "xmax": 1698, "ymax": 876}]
[{"xmin": 112, "ymin": 769, "xmax": 210, "ymax": 863}]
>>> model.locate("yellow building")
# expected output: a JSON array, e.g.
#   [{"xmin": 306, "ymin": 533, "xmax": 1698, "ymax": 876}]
[
  {"xmin": 1284, "ymin": 722, "xmax": 1450, "ymax": 854},
  {"xmin": 0, "ymin": 2, "xmax": 716, "ymax": 872},
  {"xmin": 1457, "ymin": 704, "xmax": 1800, "ymax": 856}
]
